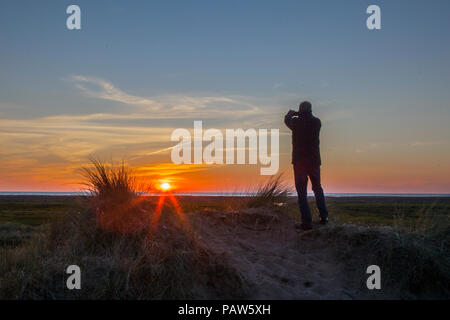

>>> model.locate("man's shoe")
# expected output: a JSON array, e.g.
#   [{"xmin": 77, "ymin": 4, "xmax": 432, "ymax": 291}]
[
  {"xmin": 319, "ymin": 217, "xmax": 328, "ymax": 225},
  {"xmin": 295, "ymin": 222, "xmax": 313, "ymax": 230}
]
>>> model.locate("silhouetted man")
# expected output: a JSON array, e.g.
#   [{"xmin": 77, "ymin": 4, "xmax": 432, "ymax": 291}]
[{"xmin": 284, "ymin": 101, "xmax": 328, "ymax": 230}]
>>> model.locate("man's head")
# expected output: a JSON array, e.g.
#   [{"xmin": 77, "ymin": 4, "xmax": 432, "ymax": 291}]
[{"xmin": 299, "ymin": 101, "xmax": 312, "ymax": 114}]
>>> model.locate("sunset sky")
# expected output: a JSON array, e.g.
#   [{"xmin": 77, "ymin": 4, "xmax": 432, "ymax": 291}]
[{"xmin": 1, "ymin": 0, "xmax": 450, "ymax": 193}]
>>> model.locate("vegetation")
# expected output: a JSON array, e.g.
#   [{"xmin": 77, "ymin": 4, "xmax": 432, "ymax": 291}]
[
  {"xmin": 0, "ymin": 160, "xmax": 247, "ymax": 299},
  {"xmin": 247, "ymin": 174, "xmax": 291, "ymax": 208},
  {"xmin": 310, "ymin": 216, "xmax": 450, "ymax": 299},
  {"xmin": 0, "ymin": 163, "xmax": 448, "ymax": 299}
]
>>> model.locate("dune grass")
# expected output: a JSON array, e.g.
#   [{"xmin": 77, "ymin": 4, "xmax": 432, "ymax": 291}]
[
  {"xmin": 309, "ymin": 206, "xmax": 450, "ymax": 299},
  {"xmin": 81, "ymin": 159, "xmax": 138, "ymax": 203},
  {"xmin": 246, "ymin": 174, "xmax": 291, "ymax": 208},
  {"xmin": 0, "ymin": 159, "xmax": 247, "ymax": 299}
]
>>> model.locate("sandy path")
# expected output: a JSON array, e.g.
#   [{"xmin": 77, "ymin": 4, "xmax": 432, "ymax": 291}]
[{"xmin": 192, "ymin": 208, "xmax": 355, "ymax": 300}]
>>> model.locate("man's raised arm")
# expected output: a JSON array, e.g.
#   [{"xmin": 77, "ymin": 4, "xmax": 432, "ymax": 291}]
[{"xmin": 284, "ymin": 110, "xmax": 297, "ymax": 130}]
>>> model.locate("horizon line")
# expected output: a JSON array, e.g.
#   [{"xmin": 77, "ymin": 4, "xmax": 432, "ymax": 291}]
[{"xmin": 1, "ymin": 191, "xmax": 449, "ymax": 197}]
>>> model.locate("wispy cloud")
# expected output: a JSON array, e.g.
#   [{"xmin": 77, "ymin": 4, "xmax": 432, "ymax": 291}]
[
  {"xmin": 68, "ymin": 75, "xmax": 262, "ymax": 119},
  {"xmin": 409, "ymin": 141, "xmax": 447, "ymax": 147},
  {"xmin": 273, "ymin": 82, "xmax": 283, "ymax": 89},
  {"xmin": 70, "ymin": 75, "xmax": 159, "ymax": 109},
  {"xmin": 135, "ymin": 162, "xmax": 214, "ymax": 177}
]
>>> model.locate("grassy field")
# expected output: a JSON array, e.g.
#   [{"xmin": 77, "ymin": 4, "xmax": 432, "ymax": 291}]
[
  {"xmin": 1, "ymin": 195, "xmax": 448, "ymax": 249},
  {"xmin": 0, "ymin": 193, "xmax": 448, "ymax": 299},
  {"xmin": 1, "ymin": 195, "xmax": 448, "ymax": 227},
  {"xmin": 0, "ymin": 196, "xmax": 82, "ymax": 248},
  {"xmin": 0, "ymin": 196, "xmax": 83, "ymax": 225}
]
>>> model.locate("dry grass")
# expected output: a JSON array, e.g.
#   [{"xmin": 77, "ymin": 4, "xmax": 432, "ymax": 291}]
[
  {"xmin": 0, "ymin": 159, "xmax": 248, "ymax": 299},
  {"xmin": 0, "ymin": 160, "xmax": 448, "ymax": 299},
  {"xmin": 82, "ymin": 158, "xmax": 138, "ymax": 202},
  {"xmin": 246, "ymin": 174, "xmax": 291, "ymax": 208},
  {"xmin": 310, "ymin": 211, "xmax": 450, "ymax": 299}
]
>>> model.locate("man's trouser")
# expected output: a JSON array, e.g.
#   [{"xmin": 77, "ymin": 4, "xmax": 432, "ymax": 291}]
[{"xmin": 293, "ymin": 163, "xmax": 329, "ymax": 226}]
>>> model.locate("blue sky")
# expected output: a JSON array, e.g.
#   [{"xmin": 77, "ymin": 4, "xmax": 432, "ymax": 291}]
[{"xmin": 1, "ymin": 0, "xmax": 450, "ymax": 192}]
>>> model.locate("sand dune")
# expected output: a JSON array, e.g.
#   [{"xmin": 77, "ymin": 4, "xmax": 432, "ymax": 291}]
[{"xmin": 191, "ymin": 208, "xmax": 359, "ymax": 299}]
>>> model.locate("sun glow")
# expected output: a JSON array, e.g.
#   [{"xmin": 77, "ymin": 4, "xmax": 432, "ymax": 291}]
[{"xmin": 159, "ymin": 182, "xmax": 172, "ymax": 191}]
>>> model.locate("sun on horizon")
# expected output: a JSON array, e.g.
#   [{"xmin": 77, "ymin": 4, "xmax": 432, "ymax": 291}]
[{"xmin": 159, "ymin": 182, "xmax": 172, "ymax": 192}]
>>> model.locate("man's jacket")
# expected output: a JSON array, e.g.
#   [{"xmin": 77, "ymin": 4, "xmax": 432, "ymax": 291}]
[{"xmin": 284, "ymin": 111, "xmax": 322, "ymax": 166}]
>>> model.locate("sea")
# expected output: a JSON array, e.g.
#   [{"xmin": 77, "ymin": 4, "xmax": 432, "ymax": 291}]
[{"xmin": 0, "ymin": 192, "xmax": 449, "ymax": 197}]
